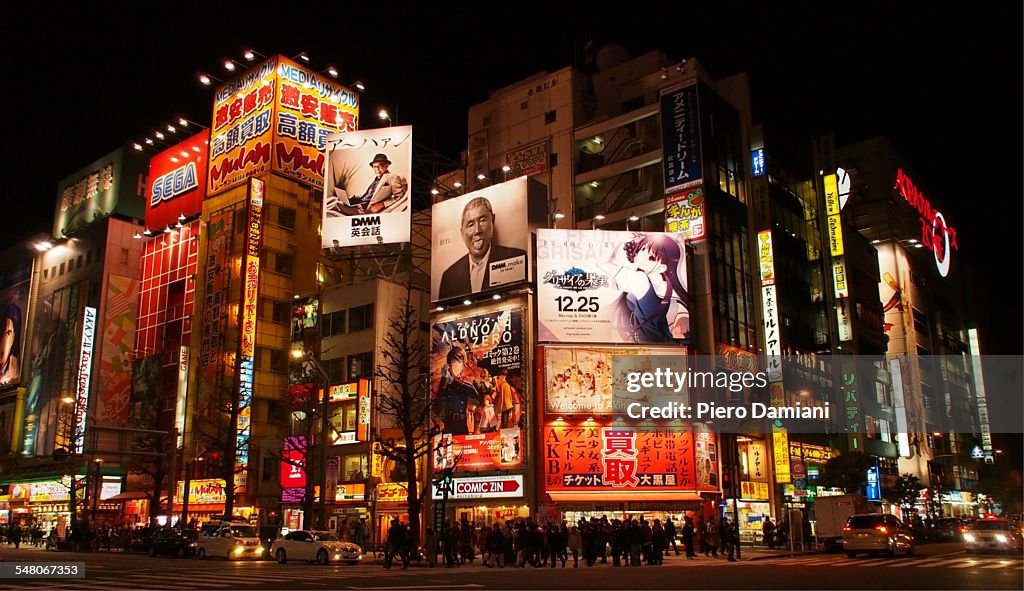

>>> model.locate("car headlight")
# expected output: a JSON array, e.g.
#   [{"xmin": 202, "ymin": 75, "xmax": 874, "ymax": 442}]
[
  {"xmin": 234, "ymin": 546, "xmax": 245, "ymax": 555},
  {"xmin": 189, "ymin": 543, "xmax": 198, "ymax": 548},
  {"xmin": 334, "ymin": 554, "xmax": 342, "ymax": 560},
  {"xmin": 963, "ymin": 533, "xmax": 975, "ymax": 543},
  {"xmin": 995, "ymin": 534, "xmax": 1008, "ymax": 544}
]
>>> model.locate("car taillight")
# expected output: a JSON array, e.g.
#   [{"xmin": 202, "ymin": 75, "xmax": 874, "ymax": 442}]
[
  {"xmin": 842, "ymin": 526, "xmax": 851, "ymax": 533},
  {"xmin": 957, "ymin": 525, "xmax": 965, "ymax": 533},
  {"xmin": 876, "ymin": 526, "xmax": 888, "ymax": 534}
]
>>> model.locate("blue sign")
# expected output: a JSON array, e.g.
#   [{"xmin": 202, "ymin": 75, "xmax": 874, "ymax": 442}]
[
  {"xmin": 660, "ymin": 83, "xmax": 703, "ymax": 192},
  {"xmin": 752, "ymin": 149, "xmax": 766, "ymax": 177},
  {"xmin": 866, "ymin": 465, "xmax": 882, "ymax": 501},
  {"xmin": 970, "ymin": 445, "xmax": 984, "ymax": 459}
]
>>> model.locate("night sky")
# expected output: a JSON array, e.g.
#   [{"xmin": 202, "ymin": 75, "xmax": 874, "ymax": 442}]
[{"xmin": 3, "ymin": 5, "xmax": 1021, "ymax": 354}]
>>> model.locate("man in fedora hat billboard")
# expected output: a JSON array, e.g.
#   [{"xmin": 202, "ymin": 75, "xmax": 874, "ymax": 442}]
[{"xmin": 326, "ymin": 152, "xmax": 408, "ymax": 216}]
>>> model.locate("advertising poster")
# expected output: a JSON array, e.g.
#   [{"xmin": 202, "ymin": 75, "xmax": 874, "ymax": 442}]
[
  {"xmin": 694, "ymin": 422, "xmax": 721, "ymax": 492},
  {"xmin": 96, "ymin": 275, "xmax": 137, "ymax": 424},
  {"xmin": 542, "ymin": 346, "xmax": 681, "ymax": 414},
  {"xmin": 431, "ymin": 177, "xmax": 542, "ymax": 302},
  {"xmin": 665, "ymin": 186, "xmax": 706, "ymax": 241},
  {"xmin": 54, "ymin": 148, "xmax": 147, "ymax": 237},
  {"xmin": 322, "ymin": 126, "xmax": 413, "ymax": 247},
  {"xmin": 0, "ymin": 264, "xmax": 31, "ymax": 388},
  {"xmin": 536, "ymin": 229, "xmax": 690, "ymax": 344},
  {"xmin": 208, "ymin": 59, "xmax": 277, "ymax": 195},
  {"xmin": 146, "ymin": 130, "xmax": 208, "ymax": 230},
  {"xmin": 273, "ymin": 56, "xmax": 359, "ymax": 189},
  {"xmin": 0, "ymin": 397, "xmax": 16, "ymax": 454},
  {"xmin": 660, "ymin": 82, "xmax": 703, "ymax": 192},
  {"xmin": 505, "ymin": 140, "xmax": 548, "ymax": 178},
  {"xmin": 281, "ymin": 436, "xmax": 307, "ymax": 502},
  {"xmin": 544, "ymin": 425, "xmax": 709, "ymax": 500},
  {"xmin": 22, "ymin": 284, "xmax": 83, "ymax": 457},
  {"xmin": 430, "ymin": 308, "xmax": 525, "ymax": 470}
]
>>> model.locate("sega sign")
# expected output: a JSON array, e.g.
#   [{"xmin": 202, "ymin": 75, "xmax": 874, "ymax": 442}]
[
  {"xmin": 151, "ymin": 162, "xmax": 198, "ymax": 205},
  {"xmin": 146, "ymin": 130, "xmax": 208, "ymax": 229}
]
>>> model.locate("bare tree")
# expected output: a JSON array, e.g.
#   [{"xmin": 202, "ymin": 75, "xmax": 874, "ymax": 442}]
[
  {"xmin": 373, "ymin": 283, "xmax": 434, "ymax": 545},
  {"xmin": 127, "ymin": 355, "xmax": 173, "ymax": 528},
  {"xmin": 192, "ymin": 378, "xmax": 247, "ymax": 518}
]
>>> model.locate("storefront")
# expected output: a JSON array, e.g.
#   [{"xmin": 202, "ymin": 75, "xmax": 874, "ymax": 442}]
[
  {"xmin": 724, "ymin": 499, "xmax": 772, "ymax": 544},
  {"xmin": 174, "ymin": 479, "xmax": 228, "ymax": 525},
  {"xmin": 435, "ymin": 475, "xmax": 530, "ymax": 529}
]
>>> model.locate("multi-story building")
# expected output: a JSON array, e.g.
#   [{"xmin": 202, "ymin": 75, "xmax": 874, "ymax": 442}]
[
  {"xmin": 838, "ymin": 137, "xmax": 990, "ymax": 517},
  {"xmin": 1, "ymin": 146, "xmax": 147, "ymax": 531}
]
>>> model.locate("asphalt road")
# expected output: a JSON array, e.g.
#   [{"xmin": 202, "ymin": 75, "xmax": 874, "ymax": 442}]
[{"xmin": 0, "ymin": 543, "xmax": 1020, "ymax": 590}]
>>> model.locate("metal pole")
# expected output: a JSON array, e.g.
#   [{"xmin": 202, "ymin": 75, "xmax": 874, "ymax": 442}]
[
  {"xmin": 320, "ymin": 378, "xmax": 330, "ymax": 528},
  {"xmin": 166, "ymin": 428, "xmax": 179, "ymax": 526},
  {"xmin": 91, "ymin": 460, "xmax": 101, "ymax": 529},
  {"xmin": 181, "ymin": 461, "xmax": 191, "ymax": 527}
]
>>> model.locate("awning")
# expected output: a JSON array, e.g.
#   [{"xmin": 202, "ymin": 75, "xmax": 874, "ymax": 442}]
[{"xmin": 104, "ymin": 491, "xmax": 151, "ymax": 502}]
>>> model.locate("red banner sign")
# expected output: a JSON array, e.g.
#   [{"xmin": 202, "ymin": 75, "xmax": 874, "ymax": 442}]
[{"xmin": 146, "ymin": 130, "xmax": 208, "ymax": 229}]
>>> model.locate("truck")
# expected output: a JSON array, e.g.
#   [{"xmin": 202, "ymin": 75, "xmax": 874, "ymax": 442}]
[{"xmin": 814, "ymin": 494, "xmax": 872, "ymax": 550}]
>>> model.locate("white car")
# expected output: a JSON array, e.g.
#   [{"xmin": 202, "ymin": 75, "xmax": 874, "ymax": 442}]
[
  {"xmin": 271, "ymin": 530, "xmax": 363, "ymax": 565},
  {"xmin": 197, "ymin": 522, "xmax": 265, "ymax": 560},
  {"xmin": 963, "ymin": 519, "xmax": 1024, "ymax": 554}
]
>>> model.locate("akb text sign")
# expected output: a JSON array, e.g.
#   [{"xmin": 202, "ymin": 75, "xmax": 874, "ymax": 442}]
[{"xmin": 432, "ymin": 475, "xmax": 523, "ymax": 500}]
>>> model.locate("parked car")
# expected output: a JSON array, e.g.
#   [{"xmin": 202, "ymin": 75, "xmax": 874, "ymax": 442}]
[
  {"xmin": 931, "ymin": 517, "xmax": 968, "ymax": 540},
  {"xmin": 843, "ymin": 514, "xmax": 915, "ymax": 558},
  {"xmin": 197, "ymin": 522, "xmax": 265, "ymax": 560},
  {"xmin": 147, "ymin": 528, "xmax": 199, "ymax": 558},
  {"xmin": 963, "ymin": 519, "xmax": 1024, "ymax": 554},
  {"xmin": 271, "ymin": 530, "xmax": 362, "ymax": 565}
]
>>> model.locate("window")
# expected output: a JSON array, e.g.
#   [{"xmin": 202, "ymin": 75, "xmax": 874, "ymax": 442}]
[
  {"xmin": 544, "ymin": 110, "xmax": 557, "ymax": 124},
  {"xmin": 912, "ymin": 308, "xmax": 929, "ymax": 335},
  {"xmin": 85, "ymin": 250, "xmax": 93, "ymax": 265},
  {"xmin": 520, "ymin": 101, "xmax": 528, "ymax": 110},
  {"xmin": 269, "ymin": 348, "xmax": 289, "ymax": 374},
  {"xmin": 549, "ymin": 153, "xmax": 558, "ymax": 168},
  {"xmin": 342, "ymin": 454, "xmax": 368, "ymax": 482},
  {"xmin": 262, "ymin": 457, "xmax": 276, "ymax": 482},
  {"xmin": 621, "ymin": 96, "xmax": 644, "ymax": 112},
  {"xmin": 348, "ymin": 351, "xmax": 373, "ymax": 379},
  {"xmin": 349, "ymin": 304, "xmax": 374, "ymax": 332},
  {"xmin": 323, "ymin": 357, "xmax": 344, "ymax": 383},
  {"xmin": 328, "ymin": 402, "xmax": 357, "ymax": 444},
  {"xmin": 271, "ymin": 300, "xmax": 291, "ymax": 324},
  {"xmin": 323, "ymin": 310, "xmax": 346, "ymax": 337},
  {"xmin": 59, "ymin": 262, "xmax": 65, "ymax": 276},
  {"xmin": 43, "ymin": 268, "xmax": 48, "ymax": 280},
  {"xmin": 77, "ymin": 255, "xmax": 83, "ymax": 269},
  {"xmin": 274, "ymin": 253, "xmax": 295, "ymax": 276},
  {"xmin": 277, "ymin": 207, "xmax": 296, "ymax": 230}
]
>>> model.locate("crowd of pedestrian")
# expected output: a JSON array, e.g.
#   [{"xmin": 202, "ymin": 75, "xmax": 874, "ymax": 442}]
[{"xmin": 404, "ymin": 515, "xmax": 744, "ymax": 569}]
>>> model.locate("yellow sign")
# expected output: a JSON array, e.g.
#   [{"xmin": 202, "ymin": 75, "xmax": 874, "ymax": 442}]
[
  {"xmin": 773, "ymin": 426, "xmax": 791, "ymax": 483},
  {"xmin": 757, "ymin": 229, "xmax": 775, "ymax": 286},
  {"xmin": 823, "ymin": 174, "xmax": 840, "ymax": 216},
  {"xmin": 208, "ymin": 56, "xmax": 360, "ymax": 195},
  {"xmin": 29, "ymin": 481, "xmax": 70, "ymax": 502},
  {"xmin": 740, "ymin": 481, "xmax": 770, "ymax": 500},
  {"xmin": 177, "ymin": 479, "xmax": 227, "ymax": 504},
  {"xmin": 789, "ymin": 442, "xmax": 836, "ymax": 463},
  {"xmin": 329, "ymin": 382, "xmax": 358, "ymax": 401},
  {"xmin": 832, "ymin": 259, "xmax": 849, "ymax": 298},
  {"xmin": 376, "ymin": 482, "xmax": 408, "ymax": 502},
  {"xmin": 826, "ymin": 214, "xmax": 845, "ymax": 257},
  {"xmin": 371, "ymin": 442, "xmax": 385, "ymax": 478}
]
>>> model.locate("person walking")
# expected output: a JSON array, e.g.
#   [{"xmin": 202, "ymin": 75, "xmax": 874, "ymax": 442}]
[
  {"xmin": 424, "ymin": 528, "xmax": 438, "ymax": 568},
  {"xmin": 704, "ymin": 518, "xmax": 719, "ymax": 557},
  {"xmin": 652, "ymin": 519, "xmax": 666, "ymax": 565},
  {"xmin": 567, "ymin": 525, "xmax": 582, "ymax": 568},
  {"xmin": 664, "ymin": 518, "xmax": 679, "ymax": 556}
]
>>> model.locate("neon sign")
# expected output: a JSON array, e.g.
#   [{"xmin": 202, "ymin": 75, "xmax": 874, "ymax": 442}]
[{"xmin": 895, "ymin": 168, "xmax": 958, "ymax": 277}]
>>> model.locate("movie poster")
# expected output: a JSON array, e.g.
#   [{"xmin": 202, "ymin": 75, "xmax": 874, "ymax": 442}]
[
  {"xmin": 0, "ymin": 264, "xmax": 30, "ymax": 388},
  {"xmin": 431, "ymin": 308, "xmax": 525, "ymax": 469},
  {"xmin": 536, "ymin": 229, "xmax": 690, "ymax": 345}
]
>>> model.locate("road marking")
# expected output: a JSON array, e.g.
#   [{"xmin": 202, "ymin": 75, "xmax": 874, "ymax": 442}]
[{"xmin": 950, "ymin": 560, "xmax": 983, "ymax": 568}]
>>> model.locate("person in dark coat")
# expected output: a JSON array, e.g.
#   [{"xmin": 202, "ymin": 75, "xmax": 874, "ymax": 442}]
[
  {"xmin": 682, "ymin": 517, "xmax": 696, "ymax": 559},
  {"xmin": 664, "ymin": 518, "xmax": 679, "ymax": 556}
]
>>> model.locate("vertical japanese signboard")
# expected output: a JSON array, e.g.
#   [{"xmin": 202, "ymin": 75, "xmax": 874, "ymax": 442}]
[
  {"xmin": 235, "ymin": 177, "xmax": 265, "ymax": 493},
  {"xmin": 660, "ymin": 83, "xmax": 703, "ymax": 192},
  {"xmin": 73, "ymin": 307, "xmax": 97, "ymax": 454},
  {"xmin": 208, "ymin": 59, "xmax": 277, "ymax": 195},
  {"xmin": 758, "ymin": 231, "xmax": 781, "ymax": 382}
]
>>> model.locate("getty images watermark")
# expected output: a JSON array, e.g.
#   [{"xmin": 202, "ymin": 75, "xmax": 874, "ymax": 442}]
[{"xmin": 618, "ymin": 364, "xmax": 830, "ymax": 421}]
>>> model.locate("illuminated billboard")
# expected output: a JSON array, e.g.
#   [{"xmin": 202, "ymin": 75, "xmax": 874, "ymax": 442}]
[
  {"xmin": 430, "ymin": 177, "xmax": 545, "ymax": 303},
  {"xmin": 660, "ymin": 82, "xmax": 703, "ymax": 192},
  {"xmin": 0, "ymin": 264, "xmax": 31, "ymax": 388},
  {"xmin": 323, "ymin": 126, "xmax": 412, "ymax": 247},
  {"xmin": 543, "ymin": 423, "xmax": 719, "ymax": 501},
  {"xmin": 431, "ymin": 307, "xmax": 526, "ymax": 470},
  {"xmin": 54, "ymin": 148, "xmax": 147, "ymax": 237},
  {"xmin": 73, "ymin": 306, "xmax": 97, "ymax": 454},
  {"xmin": 536, "ymin": 229, "xmax": 690, "ymax": 344},
  {"xmin": 541, "ymin": 346, "xmax": 681, "ymax": 415},
  {"xmin": 208, "ymin": 56, "xmax": 359, "ymax": 196},
  {"xmin": 665, "ymin": 186, "xmax": 706, "ymax": 241},
  {"xmin": 146, "ymin": 130, "xmax": 209, "ymax": 229},
  {"xmin": 235, "ymin": 178, "xmax": 265, "ymax": 492}
]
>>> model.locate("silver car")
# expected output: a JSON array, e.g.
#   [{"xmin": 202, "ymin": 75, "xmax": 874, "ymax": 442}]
[
  {"xmin": 843, "ymin": 514, "xmax": 915, "ymax": 558},
  {"xmin": 963, "ymin": 519, "xmax": 1024, "ymax": 554}
]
